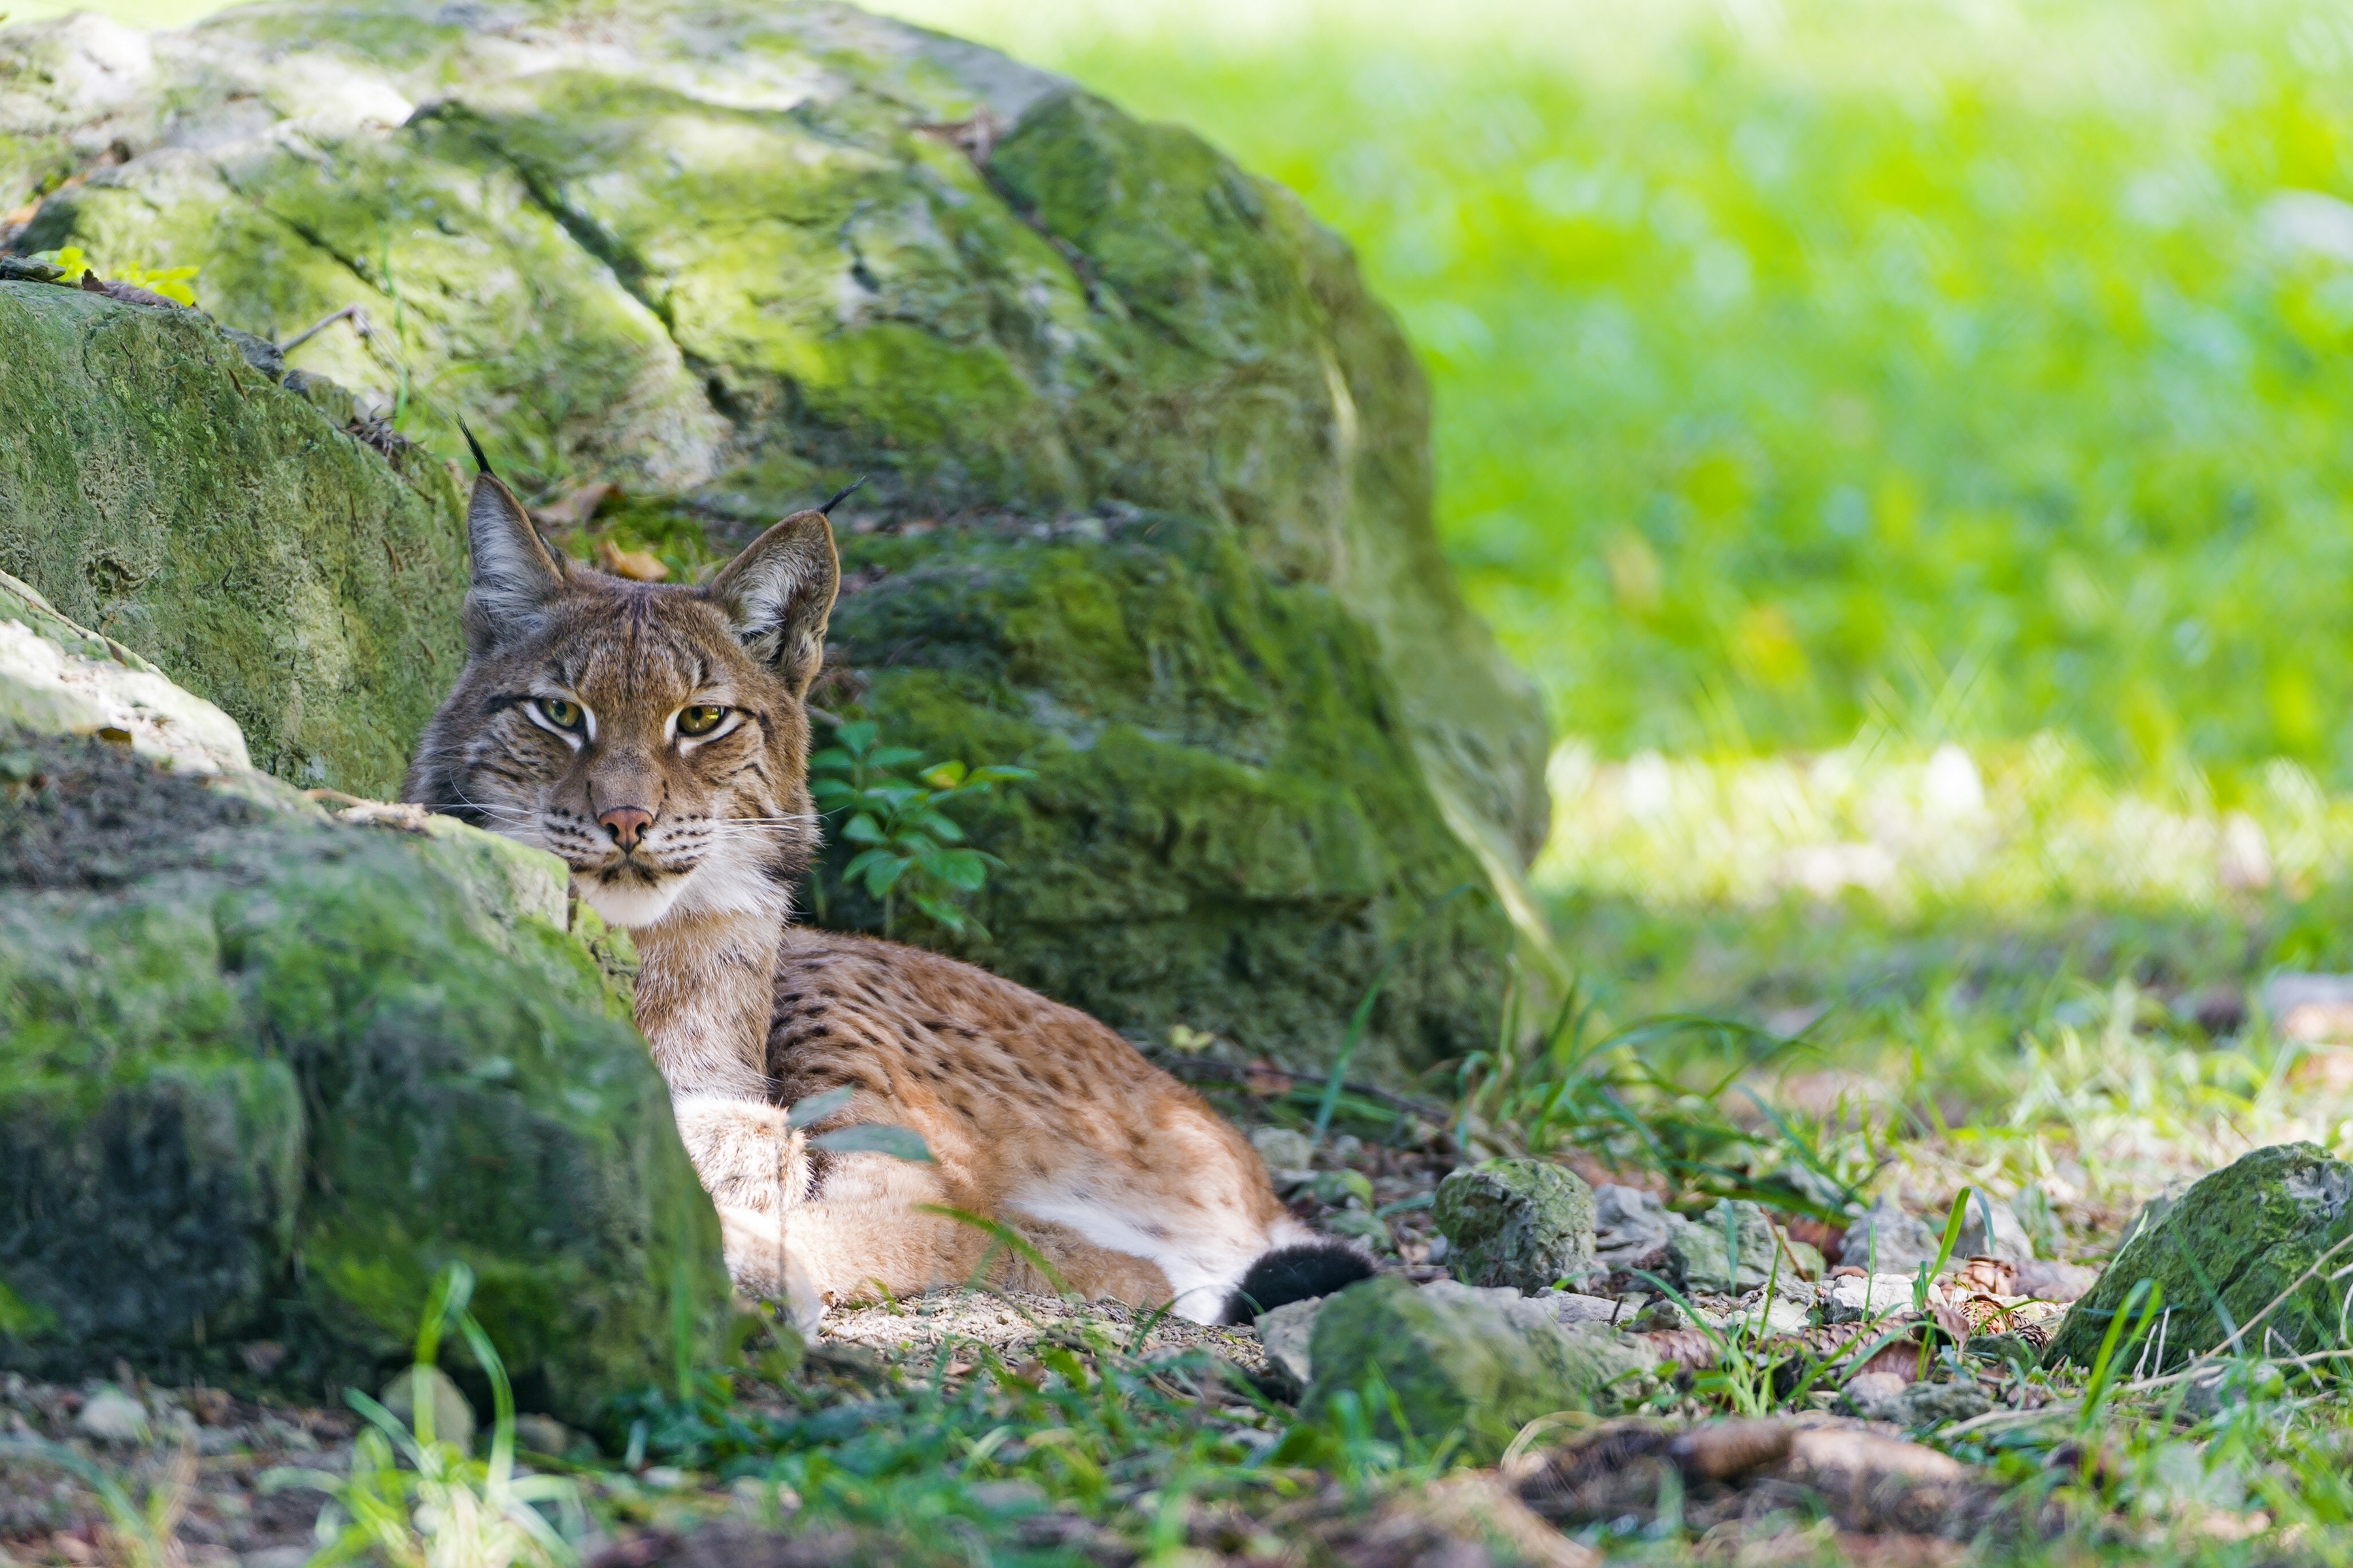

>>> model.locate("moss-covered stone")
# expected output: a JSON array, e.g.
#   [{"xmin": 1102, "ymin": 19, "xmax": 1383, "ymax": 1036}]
[
  {"xmin": 814, "ymin": 512, "xmax": 1508, "ymax": 1078},
  {"xmin": 1304, "ymin": 1276, "xmax": 1644, "ymax": 1461},
  {"xmin": 0, "ymin": 279, "xmax": 467, "ymax": 798},
  {"xmin": 1432, "ymin": 1159, "xmax": 1597, "ymax": 1293},
  {"xmin": 1668, "ymin": 1200, "xmax": 1818, "ymax": 1295},
  {"xmin": 0, "ymin": 582, "xmax": 729, "ymax": 1421},
  {"xmin": 2044, "ymin": 1143, "xmax": 2353, "ymax": 1373},
  {"xmin": 0, "ymin": 0, "xmax": 1549, "ymax": 1076}
]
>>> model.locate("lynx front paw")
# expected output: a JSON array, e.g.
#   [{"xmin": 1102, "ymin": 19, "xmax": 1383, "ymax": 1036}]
[
  {"xmin": 718, "ymin": 1205, "xmax": 824, "ymax": 1336},
  {"xmin": 671, "ymin": 1093, "xmax": 809, "ymax": 1214}
]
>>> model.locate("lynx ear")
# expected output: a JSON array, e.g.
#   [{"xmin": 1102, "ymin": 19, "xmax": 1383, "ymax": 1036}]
[
  {"xmin": 463, "ymin": 473, "xmax": 567, "ymax": 648},
  {"xmin": 710, "ymin": 510, "xmax": 838, "ymax": 695}
]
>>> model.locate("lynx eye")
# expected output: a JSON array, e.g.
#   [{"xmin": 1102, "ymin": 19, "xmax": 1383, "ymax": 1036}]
[
  {"xmin": 676, "ymin": 704, "xmax": 729, "ymax": 738},
  {"xmin": 535, "ymin": 697, "xmax": 584, "ymax": 731}
]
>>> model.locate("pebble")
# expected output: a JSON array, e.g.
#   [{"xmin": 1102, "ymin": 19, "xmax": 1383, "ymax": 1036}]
[{"xmin": 75, "ymin": 1388, "xmax": 149, "ymax": 1444}]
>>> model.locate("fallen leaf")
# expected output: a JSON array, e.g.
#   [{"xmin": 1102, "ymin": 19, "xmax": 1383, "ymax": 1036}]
[{"xmin": 598, "ymin": 539, "xmax": 671, "ymax": 581}]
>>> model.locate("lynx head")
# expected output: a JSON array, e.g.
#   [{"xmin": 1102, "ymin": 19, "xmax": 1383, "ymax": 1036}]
[{"xmin": 405, "ymin": 473, "xmax": 839, "ymax": 931}]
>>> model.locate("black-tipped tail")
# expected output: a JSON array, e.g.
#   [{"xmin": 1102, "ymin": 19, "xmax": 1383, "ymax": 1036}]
[{"xmin": 1221, "ymin": 1242, "xmax": 1374, "ymax": 1325}]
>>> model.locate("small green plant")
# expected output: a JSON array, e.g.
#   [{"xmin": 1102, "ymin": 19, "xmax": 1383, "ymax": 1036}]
[
  {"xmin": 264, "ymin": 1263, "xmax": 583, "ymax": 1568},
  {"xmin": 809, "ymin": 718, "xmax": 1032, "ymax": 940}
]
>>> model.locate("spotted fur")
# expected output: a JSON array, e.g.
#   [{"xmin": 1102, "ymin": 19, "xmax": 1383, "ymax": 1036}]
[{"xmin": 408, "ymin": 475, "xmax": 1367, "ymax": 1323}]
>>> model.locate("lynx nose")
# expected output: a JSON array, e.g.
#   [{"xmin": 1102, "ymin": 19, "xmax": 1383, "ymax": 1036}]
[{"xmin": 598, "ymin": 806, "xmax": 654, "ymax": 852}]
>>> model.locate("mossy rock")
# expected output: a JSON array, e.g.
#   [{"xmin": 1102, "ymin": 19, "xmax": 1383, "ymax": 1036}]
[
  {"xmin": 0, "ymin": 582, "xmax": 729, "ymax": 1422},
  {"xmin": 1667, "ymin": 1200, "xmax": 1817, "ymax": 1295},
  {"xmin": 1432, "ymin": 1158, "xmax": 1597, "ymax": 1293},
  {"xmin": 813, "ymin": 512, "xmax": 1506, "ymax": 1079},
  {"xmin": 1303, "ymin": 1276, "xmax": 1644, "ymax": 1461},
  {"xmin": 0, "ymin": 0, "xmax": 1548, "ymax": 1075},
  {"xmin": 0, "ymin": 279, "xmax": 467, "ymax": 799},
  {"xmin": 2044, "ymin": 1143, "xmax": 2353, "ymax": 1373}
]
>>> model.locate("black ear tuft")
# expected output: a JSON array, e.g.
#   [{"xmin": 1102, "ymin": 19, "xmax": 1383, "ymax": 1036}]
[
  {"xmin": 463, "ymin": 473, "xmax": 565, "ymax": 649},
  {"xmin": 710, "ymin": 510, "xmax": 839, "ymax": 694},
  {"xmin": 458, "ymin": 417, "xmax": 497, "ymax": 478},
  {"xmin": 1220, "ymin": 1243, "xmax": 1375, "ymax": 1325}
]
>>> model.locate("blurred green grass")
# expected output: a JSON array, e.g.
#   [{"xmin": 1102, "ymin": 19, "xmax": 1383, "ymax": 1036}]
[{"xmin": 878, "ymin": 0, "xmax": 2353, "ymax": 799}]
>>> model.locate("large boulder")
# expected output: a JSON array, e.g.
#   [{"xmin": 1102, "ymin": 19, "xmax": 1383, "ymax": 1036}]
[
  {"xmin": 2046, "ymin": 1143, "xmax": 2353, "ymax": 1372},
  {"xmin": 0, "ymin": 0, "xmax": 1547, "ymax": 1079},
  {"xmin": 0, "ymin": 571, "xmax": 730, "ymax": 1422},
  {"xmin": 0, "ymin": 278, "xmax": 467, "ymax": 799}
]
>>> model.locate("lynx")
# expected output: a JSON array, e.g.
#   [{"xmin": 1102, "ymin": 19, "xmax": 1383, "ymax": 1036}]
[{"xmin": 407, "ymin": 469, "xmax": 1369, "ymax": 1324}]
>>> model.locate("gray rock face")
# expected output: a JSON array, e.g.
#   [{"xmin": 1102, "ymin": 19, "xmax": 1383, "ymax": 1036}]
[
  {"xmin": 1821, "ymin": 1273, "xmax": 1924, "ymax": 1324},
  {"xmin": 1304, "ymin": 1275, "xmax": 1649, "ymax": 1460},
  {"xmin": 1842, "ymin": 1373, "xmax": 1991, "ymax": 1429},
  {"xmin": 1432, "ymin": 1158, "xmax": 1597, "ymax": 1292}
]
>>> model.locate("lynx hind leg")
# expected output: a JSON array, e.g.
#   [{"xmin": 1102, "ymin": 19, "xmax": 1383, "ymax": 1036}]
[
  {"xmin": 985, "ymin": 1215, "xmax": 1176, "ymax": 1312},
  {"xmin": 671, "ymin": 1093, "xmax": 810, "ymax": 1214}
]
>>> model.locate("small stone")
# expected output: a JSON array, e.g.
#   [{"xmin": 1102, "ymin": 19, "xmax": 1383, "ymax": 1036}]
[
  {"xmin": 513, "ymin": 1413, "xmax": 575, "ymax": 1456},
  {"xmin": 2011, "ymin": 1258, "xmax": 2097, "ymax": 1303},
  {"xmin": 1629, "ymin": 1299, "xmax": 1686, "ymax": 1333},
  {"xmin": 1255, "ymin": 1297, "xmax": 1323, "ymax": 1393},
  {"xmin": 75, "ymin": 1388, "xmax": 149, "ymax": 1444},
  {"xmin": 1841, "ymin": 1370, "xmax": 1909, "ymax": 1422},
  {"xmin": 1954, "ymin": 1193, "xmax": 2034, "ymax": 1263},
  {"xmin": 1592, "ymin": 1184, "xmax": 1688, "ymax": 1265},
  {"xmin": 1821, "ymin": 1273, "xmax": 1924, "ymax": 1324},
  {"xmin": 1667, "ymin": 1200, "xmax": 1801, "ymax": 1295},
  {"xmin": 1844, "ymin": 1371, "xmax": 1991, "ymax": 1428},
  {"xmin": 1432, "ymin": 1158, "xmax": 1597, "ymax": 1292},
  {"xmin": 1838, "ymin": 1195, "xmax": 1943, "ymax": 1273},
  {"xmin": 378, "ymin": 1367, "xmax": 476, "ymax": 1452},
  {"xmin": 1250, "ymin": 1127, "xmax": 1314, "ymax": 1173},
  {"xmin": 1305, "ymin": 1274, "xmax": 1646, "ymax": 1460}
]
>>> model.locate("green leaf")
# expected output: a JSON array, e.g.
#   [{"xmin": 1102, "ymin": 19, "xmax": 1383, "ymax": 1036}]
[
  {"xmin": 936, "ymin": 848, "xmax": 990, "ymax": 891},
  {"xmin": 841, "ymin": 847, "xmax": 892, "ymax": 882},
  {"xmin": 967, "ymin": 765, "xmax": 1037, "ymax": 784},
  {"xmin": 921, "ymin": 759, "xmax": 968, "ymax": 788},
  {"xmin": 841, "ymin": 812, "xmax": 884, "ymax": 845},
  {"xmin": 833, "ymin": 720, "xmax": 878, "ymax": 755},
  {"xmin": 871, "ymin": 746, "xmax": 926, "ymax": 771},
  {"xmin": 787, "ymin": 1086, "xmax": 856, "ymax": 1128},
  {"xmin": 863, "ymin": 856, "xmax": 910, "ymax": 896},
  {"xmin": 916, "ymin": 810, "xmax": 965, "ymax": 842},
  {"xmin": 808, "ymin": 748, "xmax": 854, "ymax": 774},
  {"xmin": 810, "ymin": 1123, "xmax": 934, "ymax": 1163}
]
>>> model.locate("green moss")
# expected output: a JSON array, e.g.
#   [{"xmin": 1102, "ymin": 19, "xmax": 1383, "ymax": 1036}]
[
  {"xmin": 2045, "ymin": 1143, "xmax": 2353, "ymax": 1373},
  {"xmin": 807, "ymin": 512, "xmax": 1509, "ymax": 1082},
  {"xmin": 0, "ymin": 731, "xmax": 729, "ymax": 1420},
  {"xmin": 0, "ymin": 281, "xmax": 468, "ymax": 797}
]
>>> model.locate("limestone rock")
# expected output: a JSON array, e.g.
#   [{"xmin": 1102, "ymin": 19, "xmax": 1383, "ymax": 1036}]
[
  {"xmin": 0, "ymin": 280, "xmax": 466, "ymax": 799},
  {"xmin": 73, "ymin": 1387, "xmax": 149, "ymax": 1443},
  {"xmin": 379, "ymin": 1366, "xmax": 477, "ymax": 1452},
  {"xmin": 0, "ymin": 588, "xmax": 731, "ymax": 1422},
  {"xmin": 2046, "ymin": 1143, "xmax": 2353, "ymax": 1371},
  {"xmin": 1820, "ymin": 1273, "xmax": 1924, "ymax": 1324},
  {"xmin": 1303, "ymin": 1275, "xmax": 1648, "ymax": 1460},
  {"xmin": 0, "ymin": 0, "xmax": 1547, "ymax": 1082},
  {"xmin": 1668, "ymin": 1201, "xmax": 1813, "ymax": 1295},
  {"xmin": 1837, "ymin": 1195, "xmax": 1944, "ymax": 1274},
  {"xmin": 1433, "ymin": 1158, "xmax": 1597, "ymax": 1292},
  {"xmin": 1592, "ymin": 1184, "xmax": 1687, "ymax": 1267},
  {"xmin": 1254, "ymin": 1296, "xmax": 1321, "ymax": 1395}
]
